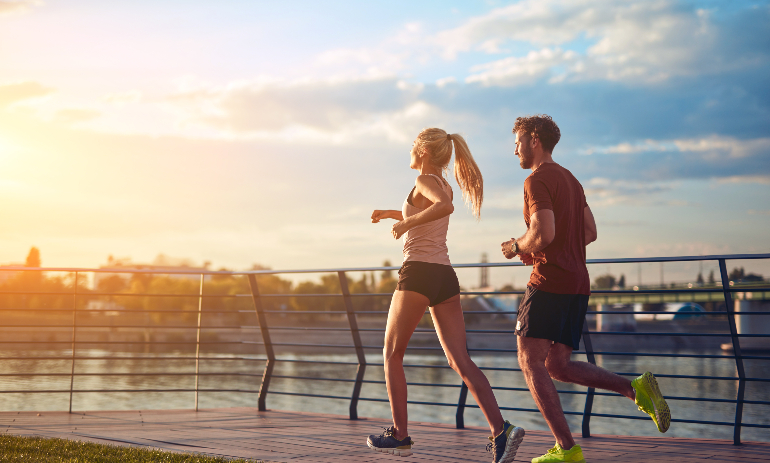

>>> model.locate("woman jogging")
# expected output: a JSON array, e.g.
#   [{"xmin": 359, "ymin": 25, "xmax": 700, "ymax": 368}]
[{"xmin": 366, "ymin": 128, "xmax": 524, "ymax": 463}]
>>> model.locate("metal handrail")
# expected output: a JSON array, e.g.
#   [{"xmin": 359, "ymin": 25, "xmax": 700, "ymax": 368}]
[{"xmin": 1, "ymin": 253, "xmax": 768, "ymax": 445}]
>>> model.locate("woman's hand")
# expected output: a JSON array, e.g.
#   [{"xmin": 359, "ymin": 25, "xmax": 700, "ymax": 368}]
[
  {"xmin": 371, "ymin": 210, "xmax": 404, "ymax": 223},
  {"xmin": 391, "ymin": 221, "xmax": 409, "ymax": 239},
  {"xmin": 371, "ymin": 210, "xmax": 387, "ymax": 223}
]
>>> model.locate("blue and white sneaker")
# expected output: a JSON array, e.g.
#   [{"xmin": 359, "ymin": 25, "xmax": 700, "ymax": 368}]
[
  {"xmin": 367, "ymin": 426, "xmax": 414, "ymax": 456},
  {"xmin": 486, "ymin": 420, "xmax": 525, "ymax": 463}
]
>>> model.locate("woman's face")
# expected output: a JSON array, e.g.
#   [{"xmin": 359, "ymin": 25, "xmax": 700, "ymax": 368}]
[{"xmin": 409, "ymin": 139, "xmax": 422, "ymax": 170}]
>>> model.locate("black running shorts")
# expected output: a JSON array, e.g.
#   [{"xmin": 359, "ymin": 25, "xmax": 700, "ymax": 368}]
[
  {"xmin": 396, "ymin": 261, "xmax": 460, "ymax": 307},
  {"xmin": 514, "ymin": 286, "xmax": 590, "ymax": 350}
]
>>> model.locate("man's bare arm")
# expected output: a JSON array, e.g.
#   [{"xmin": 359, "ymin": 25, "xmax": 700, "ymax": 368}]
[
  {"xmin": 517, "ymin": 209, "xmax": 555, "ymax": 254},
  {"xmin": 501, "ymin": 209, "xmax": 555, "ymax": 259},
  {"xmin": 584, "ymin": 205, "xmax": 597, "ymax": 245}
]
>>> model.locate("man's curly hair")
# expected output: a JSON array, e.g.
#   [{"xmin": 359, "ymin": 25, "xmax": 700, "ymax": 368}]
[{"xmin": 512, "ymin": 114, "xmax": 561, "ymax": 154}]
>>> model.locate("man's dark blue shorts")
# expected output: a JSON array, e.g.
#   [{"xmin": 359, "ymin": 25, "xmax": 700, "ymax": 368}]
[{"xmin": 515, "ymin": 286, "xmax": 590, "ymax": 350}]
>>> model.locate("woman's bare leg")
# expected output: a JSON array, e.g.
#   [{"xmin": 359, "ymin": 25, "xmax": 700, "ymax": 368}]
[
  {"xmin": 430, "ymin": 295, "xmax": 505, "ymax": 436},
  {"xmin": 383, "ymin": 290, "xmax": 430, "ymax": 440}
]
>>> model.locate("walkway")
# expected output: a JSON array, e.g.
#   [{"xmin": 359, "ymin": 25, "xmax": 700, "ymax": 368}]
[{"xmin": 2, "ymin": 408, "xmax": 769, "ymax": 462}]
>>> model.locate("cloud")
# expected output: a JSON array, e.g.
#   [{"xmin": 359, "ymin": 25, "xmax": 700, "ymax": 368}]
[
  {"xmin": 438, "ymin": 0, "xmax": 770, "ymax": 85},
  {"xmin": 0, "ymin": 81, "xmax": 54, "ymax": 108},
  {"xmin": 719, "ymin": 175, "xmax": 770, "ymax": 185},
  {"xmin": 0, "ymin": 0, "xmax": 39, "ymax": 16},
  {"xmin": 168, "ymin": 77, "xmax": 443, "ymax": 143},
  {"xmin": 582, "ymin": 136, "xmax": 770, "ymax": 159},
  {"xmin": 312, "ymin": 22, "xmax": 430, "ymax": 80},
  {"xmin": 466, "ymin": 48, "xmax": 578, "ymax": 86},
  {"xmin": 103, "ymin": 90, "xmax": 142, "ymax": 104},
  {"xmin": 54, "ymin": 109, "xmax": 102, "ymax": 125},
  {"xmin": 583, "ymin": 177, "xmax": 676, "ymax": 205},
  {"xmin": 575, "ymin": 136, "xmax": 770, "ymax": 182}
]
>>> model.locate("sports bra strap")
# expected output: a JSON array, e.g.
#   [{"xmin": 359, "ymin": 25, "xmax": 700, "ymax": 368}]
[{"xmin": 425, "ymin": 173, "xmax": 446, "ymax": 188}]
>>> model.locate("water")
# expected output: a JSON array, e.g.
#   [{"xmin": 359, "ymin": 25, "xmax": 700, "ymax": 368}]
[{"xmin": 1, "ymin": 349, "xmax": 768, "ymax": 443}]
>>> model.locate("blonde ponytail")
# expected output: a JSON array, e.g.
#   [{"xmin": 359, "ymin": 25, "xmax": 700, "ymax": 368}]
[
  {"xmin": 448, "ymin": 134, "xmax": 483, "ymax": 219},
  {"xmin": 415, "ymin": 128, "xmax": 484, "ymax": 219}
]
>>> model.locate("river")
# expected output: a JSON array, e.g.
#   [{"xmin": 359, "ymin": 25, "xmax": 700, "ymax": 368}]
[{"xmin": 1, "ymin": 348, "xmax": 767, "ymax": 443}]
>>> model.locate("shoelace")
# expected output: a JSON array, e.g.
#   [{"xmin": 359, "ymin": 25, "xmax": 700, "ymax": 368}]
[
  {"xmin": 485, "ymin": 442, "xmax": 496, "ymax": 453},
  {"xmin": 381, "ymin": 426, "xmax": 396, "ymax": 438}
]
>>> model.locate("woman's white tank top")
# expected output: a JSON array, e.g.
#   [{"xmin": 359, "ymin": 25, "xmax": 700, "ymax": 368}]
[{"xmin": 401, "ymin": 174, "xmax": 452, "ymax": 266}]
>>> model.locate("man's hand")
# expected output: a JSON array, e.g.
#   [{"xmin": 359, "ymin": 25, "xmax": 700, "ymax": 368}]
[
  {"xmin": 392, "ymin": 221, "xmax": 409, "ymax": 239},
  {"xmin": 501, "ymin": 239, "xmax": 517, "ymax": 259},
  {"xmin": 518, "ymin": 253, "xmax": 535, "ymax": 265}
]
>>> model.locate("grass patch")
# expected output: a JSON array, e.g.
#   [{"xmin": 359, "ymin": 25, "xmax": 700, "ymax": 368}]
[{"xmin": 0, "ymin": 435, "xmax": 273, "ymax": 463}]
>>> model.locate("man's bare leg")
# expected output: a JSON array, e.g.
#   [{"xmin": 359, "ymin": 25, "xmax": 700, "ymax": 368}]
[
  {"xmin": 545, "ymin": 342, "xmax": 635, "ymax": 400},
  {"xmin": 518, "ymin": 337, "xmax": 575, "ymax": 450}
]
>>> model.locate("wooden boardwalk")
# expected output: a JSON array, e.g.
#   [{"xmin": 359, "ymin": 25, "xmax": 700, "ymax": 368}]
[{"xmin": 2, "ymin": 408, "xmax": 769, "ymax": 462}]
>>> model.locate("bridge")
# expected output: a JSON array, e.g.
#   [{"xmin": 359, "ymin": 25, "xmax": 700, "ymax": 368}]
[{"xmin": 1, "ymin": 254, "xmax": 769, "ymax": 462}]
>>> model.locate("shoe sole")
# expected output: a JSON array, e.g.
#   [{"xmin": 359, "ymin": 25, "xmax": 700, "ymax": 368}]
[
  {"xmin": 499, "ymin": 426, "xmax": 525, "ymax": 463},
  {"xmin": 639, "ymin": 372, "xmax": 671, "ymax": 433},
  {"xmin": 367, "ymin": 440, "xmax": 413, "ymax": 457}
]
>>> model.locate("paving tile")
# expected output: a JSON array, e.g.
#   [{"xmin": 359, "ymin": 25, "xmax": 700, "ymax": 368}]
[{"xmin": 2, "ymin": 408, "xmax": 769, "ymax": 462}]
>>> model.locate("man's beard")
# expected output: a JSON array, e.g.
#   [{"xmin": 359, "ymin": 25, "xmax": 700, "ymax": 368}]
[{"xmin": 519, "ymin": 151, "xmax": 534, "ymax": 169}]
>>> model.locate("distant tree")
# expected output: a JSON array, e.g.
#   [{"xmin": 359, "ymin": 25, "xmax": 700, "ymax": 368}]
[
  {"xmin": 25, "ymin": 247, "xmax": 41, "ymax": 267},
  {"xmin": 498, "ymin": 284, "xmax": 515, "ymax": 293},
  {"xmin": 696, "ymin": 272, "xmax": 704, "ymax": 285},
  {"xmin": 22, "ymin": 247, "xmax": 43, "ymax": 288},
  {"xmin": 593, "ymin": 274, "xmax": 616, "ymax": 289},
  {"xmin": 618, "ymin": 274, "xmax": 626, "ymax": 288},
  {"xmin": 293, "ymin": 274, "xmax": 342, "ymax": 313},
  {"xmin": 729, "ymin": 267, "xmax": 745, "ymax": 281},
  {"xmin": 381, "ymin": 260, "xmax": 394, "ymax": 281},
  {"xmin": 211, "ymin": 267, "xmax": 235, "ymax": 282},
  {"xmin": 97, "ymin": 275, "xmax": 128, "ymax": 293},
  {"xmin": 373, "ymin": 261, "xmax": 398, "ymax": 310},
  {"xmin": 708, "ymin": 270, "xmax": 716, "ymax": 285}
]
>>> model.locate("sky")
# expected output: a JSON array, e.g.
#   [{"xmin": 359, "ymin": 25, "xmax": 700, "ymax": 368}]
[{"xmin": 1, "ymin": 0, "xmax": 769, "ymax": 286}]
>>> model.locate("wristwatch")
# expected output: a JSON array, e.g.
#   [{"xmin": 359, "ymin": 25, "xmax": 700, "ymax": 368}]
[{"xmin": 511, "ymin": 238, "xmax": 519, "ymax": 255}]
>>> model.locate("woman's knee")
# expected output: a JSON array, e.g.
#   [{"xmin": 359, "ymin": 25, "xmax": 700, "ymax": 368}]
[
  {"xmin": 445, "ymin": 351, "xmax": 473, "ymax": 374},
  {"xmin": 383, "ymin": 345, "xmax": 406, "ymax": 364}
]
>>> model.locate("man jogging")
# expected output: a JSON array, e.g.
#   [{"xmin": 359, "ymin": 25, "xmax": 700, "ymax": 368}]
[{"xmin": 501, "ymin": 115, "xmax": 670, "ymax": 463}]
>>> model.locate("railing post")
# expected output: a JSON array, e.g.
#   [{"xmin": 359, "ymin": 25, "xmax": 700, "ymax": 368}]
[
  {"xmin": 581, "ymin": 316, "xmax": 597, "ymax": 438},
  {"xmin": 455, "ymin": 343, "xmax": 470, "ymax": 429},
  {"xmin": 194, "ymin": 273, "xmax": 204, "ymax": 411},
  {"xmin": 248, "ymin": 274, "xmax": 275, "ymax": 412},
  {"xmin": 338, "ymin": 271, "xmax": 367, "ymax": 420},
  {"xmin": 69, "ymin": 272, "xmax": 78, "ymax": 413},
  {"xmin": 718, "ymin": 259, "xmax": 746, "ymax": 445}
]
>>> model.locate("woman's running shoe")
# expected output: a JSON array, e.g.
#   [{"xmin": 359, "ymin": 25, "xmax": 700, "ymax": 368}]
[
  {"xmin": 531, "ymin": 443, "xmax": 585, "ymax": 463},
  {"xmin": 486, "ymin": 420, "xmax": 525, "ymax": 463},
  {"xmin": 632, "ymin": 371, "xmax": 671, "ymax": 433},
  {"xmin": 367, "ymin": 426, "xmax": 414, "ymax": 456}
]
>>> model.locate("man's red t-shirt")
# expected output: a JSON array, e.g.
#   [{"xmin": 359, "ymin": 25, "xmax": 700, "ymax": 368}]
[{"xmin": 523, "ymin": 162, "xmax": 590, "ymax": 295}]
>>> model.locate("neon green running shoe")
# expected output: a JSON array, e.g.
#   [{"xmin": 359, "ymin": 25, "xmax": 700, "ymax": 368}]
[
  {"xmin": 531, "ymin": 443, "xmax": 585, "ymax": 463},
  {"xmin": 632, "ymin": 371, "xmax": 671, "ymax": 433}
]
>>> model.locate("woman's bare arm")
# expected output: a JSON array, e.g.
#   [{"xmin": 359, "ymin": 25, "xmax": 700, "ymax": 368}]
[
  {"xmin": 371, "ymin": 210, "xmax": 404, "ymax": 223},
  {"xmin": 391, "ymin": 175, "xmax": 453, "ymax": 239}
]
